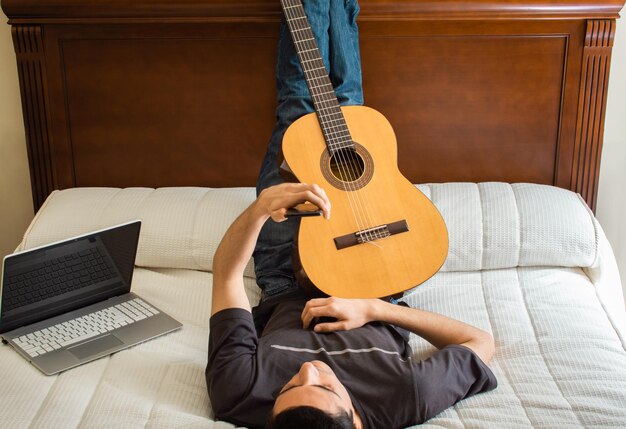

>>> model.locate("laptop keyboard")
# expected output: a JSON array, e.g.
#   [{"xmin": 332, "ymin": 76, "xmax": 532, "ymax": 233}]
[
  {"xmin": 13, "ymin": 298, "xmax": 159, "ymax": 358},
  {"xmin": 2, "ymin": 247, "xmax": 118, "ymax": 313}
]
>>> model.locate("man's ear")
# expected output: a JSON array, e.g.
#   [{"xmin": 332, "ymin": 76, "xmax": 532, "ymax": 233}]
[{"xmin": 352, "ymin": 409, "xmax": 363, "ymax": 429}]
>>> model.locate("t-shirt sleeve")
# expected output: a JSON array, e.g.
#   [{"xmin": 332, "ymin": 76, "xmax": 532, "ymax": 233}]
[
  {"xmin": 413, "ymin": 344, "xmax": 498, "ymax": 423},
  {"xmin": 206, "ymin": 308, "xmax": 258, "ymax": 418}
]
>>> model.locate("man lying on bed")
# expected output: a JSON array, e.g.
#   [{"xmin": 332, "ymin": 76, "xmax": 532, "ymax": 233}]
[{"xmin": 206, "ymin": 182, "xmax": 497, "ymax": 429}]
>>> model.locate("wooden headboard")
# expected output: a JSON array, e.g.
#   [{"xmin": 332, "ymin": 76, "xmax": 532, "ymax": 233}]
[{"xmin": 2, "ymin": 0, "xmax": 624, "ymax": 212}]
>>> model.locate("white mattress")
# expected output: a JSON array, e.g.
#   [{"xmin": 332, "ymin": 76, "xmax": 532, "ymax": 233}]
[{"xmin": 1, "ymin": 183, "xmax": 625, "ymax": 428}]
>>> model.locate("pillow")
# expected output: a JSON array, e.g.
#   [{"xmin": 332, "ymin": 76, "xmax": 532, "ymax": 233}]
[
  {"xmin": 420, "ymin": 182, "xmax": 598, "ymax": 271},
  {"xmin": 18, "ymin": 187, "xmax": 257, "ymax": 277},
  {"xmin": 17, "ymin": 183, "xmax": 598, "ymax": 274}
]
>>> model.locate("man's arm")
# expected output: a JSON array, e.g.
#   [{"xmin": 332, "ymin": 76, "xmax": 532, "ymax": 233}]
[
  {"xmin": 211, "ymin": 183, "xmax": 330, "ymax": 316},
  {"xmin": 301, "ymin": 297, "xmax": 495, "ymax": 364}
]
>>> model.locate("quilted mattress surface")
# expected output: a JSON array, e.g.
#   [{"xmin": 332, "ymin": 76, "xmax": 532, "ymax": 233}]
[{"xmin": 1, "ymin": 183, "xmax": 625, "ymax": 428}]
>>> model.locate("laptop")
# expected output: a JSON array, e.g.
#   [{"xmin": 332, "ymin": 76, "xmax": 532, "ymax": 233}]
[{"xmin": 0, "ymin": 220, "xmax": 182, "ymax": 375}]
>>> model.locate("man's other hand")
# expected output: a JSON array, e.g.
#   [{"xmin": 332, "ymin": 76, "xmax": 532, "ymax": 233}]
[
  {"xmin": 257, "ymin": 183, "xmax": 331, "ymax": 222},
  {"xmin": 301, "ymin": 297, "xmax": 378, "ymax": 333}
]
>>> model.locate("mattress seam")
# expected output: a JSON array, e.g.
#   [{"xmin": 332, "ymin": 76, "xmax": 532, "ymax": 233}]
[
  {"xmin": 144, "ymin": 364, "xmax": 172, "ymax": 428},
  {"xmin": 576, "ymin": 194, "xmax": 625, "ymax": 349},
  {"xmin": 477, "ymin": 183, "xmax": 485, "ymax": 271},
  {"xmin": 479, "ymin": 270, "xmax": 535, "ymax": 427},
  {"xmin": 577, "ymin": 193, "xmax": 600, "ymax": 266},
  {"xmin": 450, "ymin": 402, "xmax": 467, "ymax": 429},
  {"xmin": 23, "ymin": 376, "xmax": 57, "ymax": 429},
  {"xmin": 75, "ymin": 356, "xmax": 114, "ymax": 428},
  {"xmin": 591, "ymin": 281, "xmax": 626, "ymax": 351},
  {"xmin": 98, "ymin": 188, "xmax": 124, "ymax": 229},
  {"xmin": 516, "ymin": 268, "xmax": 586, "ymax": 427},
  {"xmin": 190, "ymin": 188, "xmax": 213, "ymax": 272},
  {"xmin": 511, "ymin": 185, "xmax": 522, "ymax": 267}
]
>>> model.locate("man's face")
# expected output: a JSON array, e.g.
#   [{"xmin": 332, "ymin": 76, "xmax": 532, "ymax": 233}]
[{"xmin": 273, "ymin": 360, "xmax": 356, "ymax": 419}]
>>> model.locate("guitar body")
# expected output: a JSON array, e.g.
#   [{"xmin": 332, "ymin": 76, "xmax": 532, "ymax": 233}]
[{"xmin": 282, "ymin": 105, "xmax": 448, "ymax": 298}]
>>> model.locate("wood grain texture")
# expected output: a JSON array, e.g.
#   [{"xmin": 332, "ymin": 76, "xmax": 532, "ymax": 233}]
[
  {"xmin": 11, "ymin": 25, "xmax": 55, "ymax": 210},
  {"xmin": 2, "ymin": 0, "xmax": 623, "ymax": 22},
  {"xmin": 282, "ymin": 106, "xmax": 448, "ymax": 298},
  {"xmin": 1, "ymin": 1, "xmax": 623, "ymax": 213},
  {"xmin": 572, "ymin": 19, "xmax": 616, "ymax": 212}
]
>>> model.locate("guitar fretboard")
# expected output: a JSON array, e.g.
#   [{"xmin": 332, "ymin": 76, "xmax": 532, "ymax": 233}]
[{"xmin": 280, "ymin": 0, "xmax": 354, "ymax": 153}]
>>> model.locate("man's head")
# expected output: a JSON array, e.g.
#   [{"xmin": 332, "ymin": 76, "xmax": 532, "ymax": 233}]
[{"xmin": 267, "ymin": 360, "xmax": 361, "ymax": 429}]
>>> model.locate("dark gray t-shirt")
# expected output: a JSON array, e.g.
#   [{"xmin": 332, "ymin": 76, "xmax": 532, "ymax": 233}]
[{"xmin": 206, "ymin": 297, "xmax": 497, "ymax": 429}]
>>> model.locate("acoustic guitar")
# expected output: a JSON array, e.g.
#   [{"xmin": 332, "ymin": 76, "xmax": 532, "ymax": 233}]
[{"xmin": 280, "ymin": 0, "xmax": 448, "ymax": 299}]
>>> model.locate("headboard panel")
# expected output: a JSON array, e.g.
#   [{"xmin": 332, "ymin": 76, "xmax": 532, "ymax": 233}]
[{"xmin": 2, "ymin": 0, "xmax": 623, "ymax": 212}]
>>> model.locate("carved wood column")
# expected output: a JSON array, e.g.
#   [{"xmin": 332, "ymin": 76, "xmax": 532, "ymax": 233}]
[
  {"xmin": 12, "ymin": 25, "xmax": 55, "ymax": 210},
  {"xmin": 572, "ymin": 19, "xmax": 616, "ymax": 212}
]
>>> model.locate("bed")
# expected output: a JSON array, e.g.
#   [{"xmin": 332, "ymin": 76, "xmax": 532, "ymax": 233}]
[{"xmin": 1, "ymin": 0, "xmax": 626, "ymax": 428}]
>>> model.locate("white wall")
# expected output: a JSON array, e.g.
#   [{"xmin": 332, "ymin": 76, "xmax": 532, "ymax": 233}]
[
  {"xmin": 0, "ymin": 9, "xmax": 33, "ymax": 259},
  {"xmin": 596, "ymin": 18, "xmax": 626, "ymax": 302},
  {"xmin": 0, "ymin": 12, "xmax": 624, "ymax": 300}
]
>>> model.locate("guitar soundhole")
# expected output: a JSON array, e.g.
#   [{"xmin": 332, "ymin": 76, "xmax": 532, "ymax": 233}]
[
  {"xmin": 320, "ymin": 142, "xmax": 374, "ymax": 191},
  {"xmin": 330, "ymin": 148, "xmax": 365, "ymax": 182}
]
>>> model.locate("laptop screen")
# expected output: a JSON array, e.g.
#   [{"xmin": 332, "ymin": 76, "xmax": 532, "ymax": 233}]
[{"xmin": 0, "ymin": 221, "xmax": 141, "ymax": 334}]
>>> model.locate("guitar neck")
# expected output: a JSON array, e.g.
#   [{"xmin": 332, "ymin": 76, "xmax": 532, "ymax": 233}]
[{"xmin": 280, "ymin": 0, "xmax": 354, "ymax": 152}]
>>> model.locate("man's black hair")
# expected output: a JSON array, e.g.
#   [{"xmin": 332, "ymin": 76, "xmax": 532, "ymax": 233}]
[{"xmin": 266, "ymin": 406, "xmax": 355, "ymax": 429}]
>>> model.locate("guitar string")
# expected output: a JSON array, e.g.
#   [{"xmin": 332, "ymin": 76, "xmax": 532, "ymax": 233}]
[
  {"xmin": 283, "ymin": 0, "xmax": 375, "ymax": 243},
  {"xmin": 285, "ymin": 0, "xmax": 381, "ymax": 244},
  {"xmin": 285, "ymin": 0, "xmax": 383, "ymax": 245},
  {"xmin": 282, "ymin": 0, "xmax": 383, "ymax": 247},
  {"xmin": 290, "ymin": 2, "xmax": 382, "ymax": 246}
]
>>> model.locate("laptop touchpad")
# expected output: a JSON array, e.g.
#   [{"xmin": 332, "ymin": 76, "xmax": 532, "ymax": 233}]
[{"xmin": 68, "ymin": 334, "xmax": 123, "ymax": 360}]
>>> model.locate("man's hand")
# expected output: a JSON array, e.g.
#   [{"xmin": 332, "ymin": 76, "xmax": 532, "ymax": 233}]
[
  {"xmin": 301, "ymin": 297, "xmax": 378, "ymax": 332},
  {"xmin": 256, "ymin": 183, "xmax": 331, "ymax": 222},
  {"xmin": 211, "ymin": 182, "xmax": 330, "ymax": 316},
  {"xmin": 301, "ymin": 296, "xmax": 495, "ymax": 364}
]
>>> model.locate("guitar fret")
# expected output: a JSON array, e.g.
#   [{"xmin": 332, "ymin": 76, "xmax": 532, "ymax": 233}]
[
  {"xmin": 321, "ymin": 123, "xmax": 350, "ymax": 134},
  {"xmin": 315, "ymin": 104, "xmax": 340, "ymax": 113},
  {"xmin": 311, "ymin": 92, "xmax": 338, "ymax": 101},
  {"xmin": 306, "ymin": 66, "xmax": 327, "ymax": 72},
  {"xmin": 308, "ymin": 82, "xmax": 332, "ymax": 90},
  {"xmin": 311, "ymin": 90, "xmax": 335, "ymax": 97},
  {"xmin": 318, "ymin": 110, "xmax": 344, "ymax": 118},
  {"xmin": 321, "ymin": 119, "xmax": 347, "ymax": 129},
  {"xmin": 307, "ymin": 75, "xmax": 332, "ymax": 83},
  {"xmin": 325, "ymin": 130, "xmax": 352, "ymax": 140},
  {"xmin": 302, "ymin": 61, "xmax": 325, "ymax": 70},
  {"xmin": 322, "ymin": 127, "xmax": 350, "ymax": 139},
  {"xmin": 328, "ymin": 142, "xmax": 353, "ymax": 149},
  {"xmin": 314, "ymin": 94, "xmax": 338, "ymax": 101},
  {"xmin": 325, "ymin": 131, "xmax": 350, "ymax": 140},
  {"xmin": 305, "ymin": 68, "xmax": 327, "ymax": 75},
  {"xmin": 286, "ymin": 16, "xmax": 307, "ymax": 22},
  {"xmin": 320, "ymin": 122, "xmax": 349, "ymax": 132},
  {"xmin": 319, "ymin": 115, "xmax": 346, "ymax": 126},
  {"xmin": 320, "ymin": 117, "xmax": 347, "ymax": 128},
  {"xmin": 308, "ymin": 82, "xmax": 333, "ymax": 89},
  {"xmin": 322, "ymin": 118, "xmax": 349, "ymax": 128},
  {"xmin": 325, "ymin": 136, "xmax": 352, "ymax": 146},
  {"xmin": 281, "ymin": 0, "xmax": 354, "ymax": 152},
  {"xmin": 324, "ymin": 130, "xmax": 348, "ymax": 138},
  {"xmin": 311, "ymin": 91, "xmax": 337, "ymax": 102},
  {"xmin": 320, "ymin": 118, "xmax": 349, "ymax": 127}
]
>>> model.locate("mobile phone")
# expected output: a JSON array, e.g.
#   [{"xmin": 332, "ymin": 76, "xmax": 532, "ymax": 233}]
[{"xmin": 285, "ymin": 204, "xmax": 323, "ymax": 218}]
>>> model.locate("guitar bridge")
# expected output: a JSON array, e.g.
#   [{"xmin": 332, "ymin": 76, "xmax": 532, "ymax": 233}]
[{"xmin": 334, "ymin": 220, "xmax": 409, "ymax": 250}]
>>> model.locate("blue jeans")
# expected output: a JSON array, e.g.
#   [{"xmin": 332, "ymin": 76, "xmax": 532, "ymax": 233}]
[{"xmin": 253, "ymin": 0, "xmax": 364, "ymax": 300}]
